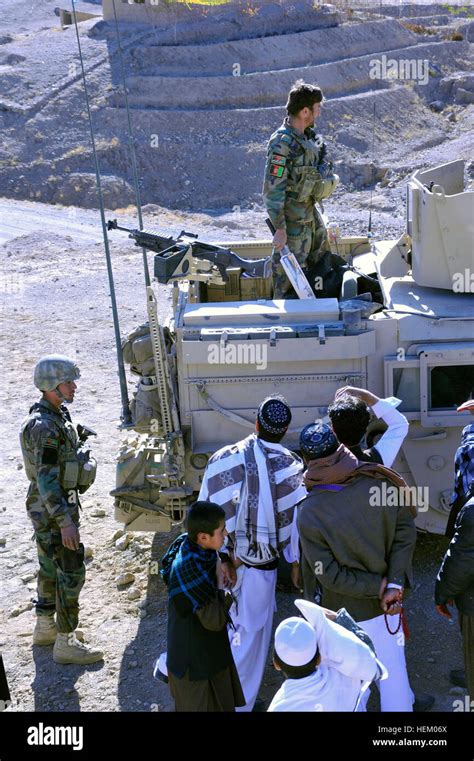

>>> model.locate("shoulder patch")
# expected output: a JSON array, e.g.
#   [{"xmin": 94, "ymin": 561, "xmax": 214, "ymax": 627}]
[
  {"xmin": 44, "ymin": 437, "xmax": 59, "ymax": 448},
  {"xmin": 41, "ymin": 445, "xmax": 59, "ymax": 465},
  {"xmin": 270, "ymin": 154, "xmax": 286, "ymax": 167},
  {"xmin": 270, "ymin": 165, "xmax": 285, "ymax": 178}
]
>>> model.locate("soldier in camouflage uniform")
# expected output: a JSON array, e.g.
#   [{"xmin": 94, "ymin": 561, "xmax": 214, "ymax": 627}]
[
  {"xmin": 19, "ymin": 355, "xmax": 103, "ymax": 665},
  {"xmin": 263, "ymin": 82, "xmax": 339, "ymax": 298}
]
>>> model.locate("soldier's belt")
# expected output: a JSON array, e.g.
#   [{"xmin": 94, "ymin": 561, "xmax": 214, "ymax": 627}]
[
  {"xmin": 286, "ymin": 190, "xmax": 318, "ymax": 201},
  {"xmin": 286, "ymin": 217, "xmax": 315, "ymax": 232}
]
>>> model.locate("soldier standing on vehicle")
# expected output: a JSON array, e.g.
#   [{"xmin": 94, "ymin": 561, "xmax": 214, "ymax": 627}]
[
  {"xmin": 262, "ymin": 80, "xmax": 339, "ymax": 298},
  {"xmin": 19, "ymin": 355, "xmax": 103, "ymax": 665}
]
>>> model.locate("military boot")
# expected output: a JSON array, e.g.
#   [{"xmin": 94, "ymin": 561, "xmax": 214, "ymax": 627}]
[
  {"xmin": 53, "ymin": 632, "xmax": 104, "ymax": 665},
  {"xmin": 33, "ymin": 614, "xmax": 58, "ymax": 645}
]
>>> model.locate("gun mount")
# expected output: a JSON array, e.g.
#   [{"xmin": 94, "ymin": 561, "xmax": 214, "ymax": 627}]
[{"xmin": 107, "ymin": 219, "xmax": 272, "ymax": 285}]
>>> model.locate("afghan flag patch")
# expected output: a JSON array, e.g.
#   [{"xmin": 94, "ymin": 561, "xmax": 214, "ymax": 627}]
[
  {"xmin": 271, "ymin": 154, "xmax": 286, "ymax": 166},
  {"xmin": 270, "ymin": 165, "xmax": 285, "ymax": 178}
]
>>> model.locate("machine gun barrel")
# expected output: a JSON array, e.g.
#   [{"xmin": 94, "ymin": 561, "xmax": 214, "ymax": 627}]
[
  {"xmin": 107, "ymin": 219, "xmax": 175, "ymax": 253},
  {"xmin": 107, "ymin": 219, "xmax": 272, "ymax": 284}
]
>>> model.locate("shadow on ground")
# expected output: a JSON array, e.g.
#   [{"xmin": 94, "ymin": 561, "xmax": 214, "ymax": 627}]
[
  {"xmin": 117, "ymin": 531, "xmax": 178, "ymax": 713},
  {"xmin": 31, "ymin": 646, "xmax": 104, "ymax": 712},
  {"xmin": 117, "ymin": 530, "xmax": 463, "ymax": 713}
]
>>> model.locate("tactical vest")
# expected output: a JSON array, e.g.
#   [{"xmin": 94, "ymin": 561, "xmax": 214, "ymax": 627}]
[
  {"xmin": 20, "ymin": 404, "xmax": 97, "ymax": 492},
  {"xmin": 277, "ymin": 126, "xmax": 325, "ymax": 204}
]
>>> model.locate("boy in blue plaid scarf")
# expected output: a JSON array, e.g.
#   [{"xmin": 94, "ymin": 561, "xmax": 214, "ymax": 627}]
[{"xmin": 160, "ymin": 501, "xmax": 245, "ymax": 711}]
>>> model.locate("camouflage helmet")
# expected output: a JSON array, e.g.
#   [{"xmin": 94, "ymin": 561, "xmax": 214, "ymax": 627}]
[{"xmin": 34, "ymin": 355, "xmax": 81, "ymax": 391}]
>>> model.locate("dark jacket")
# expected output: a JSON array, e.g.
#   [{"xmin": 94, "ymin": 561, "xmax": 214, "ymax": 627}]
[
  {"xmin": 298, "ymin": 474, "xmax": 416, "ymax": 622},
  {"xmin": 445, "ymin": 422, "xmax": 474, "ymax": 540},
  {"xmin": 349, "ymin": 444, "xmax": 383, "ymax": 465},
  {"xmin": 167, "ymin": 590, "xmax": 234, "ymax": 681},
  {"xmin": 435, "ymin": 497, "xmax": 474, "ymax": 617}
]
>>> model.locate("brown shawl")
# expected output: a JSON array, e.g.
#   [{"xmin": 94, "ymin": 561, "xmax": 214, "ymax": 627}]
[{"xmin": 304, "ymin": 444, "xmax": 417, "ymax": 517}]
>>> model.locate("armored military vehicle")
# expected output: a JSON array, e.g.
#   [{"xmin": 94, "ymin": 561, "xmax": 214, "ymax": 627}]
[{"xmin": 110, "ymin": 159, "xmax": 474, "ymax": 536}]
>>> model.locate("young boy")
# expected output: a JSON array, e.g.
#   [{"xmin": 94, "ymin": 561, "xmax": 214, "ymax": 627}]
[
  {"xmin": 160, "ymin": 501, "xmax": 245, "ymax": 712},
  {"xmin": 268, "ymin": 600, "xmax": 384, "ymax": 712}
]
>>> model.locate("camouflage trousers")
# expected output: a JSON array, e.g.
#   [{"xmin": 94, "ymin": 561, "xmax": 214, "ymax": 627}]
[
  {"xmin": 34, "ymin": 526, "xmax": 85, "ymax": 633},
  {"xmin": 272, "ymin": 206, "xmax": 329, "ymax": 298}
]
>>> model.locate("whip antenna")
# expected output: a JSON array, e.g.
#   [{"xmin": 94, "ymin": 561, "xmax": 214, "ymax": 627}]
[
  {"xmin": 71, "ymin": 0, "xmax": 132, "ymax": 425},
  {"xmin": 111, "ymin": 0, "xmax": 150, "ymax": 287},
  {"xmin": 368, "ymin": 100, "xmax": 376, "ymax": 237}
]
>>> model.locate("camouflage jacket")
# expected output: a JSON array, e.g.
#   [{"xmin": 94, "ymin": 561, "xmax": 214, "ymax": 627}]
[
  {"xmin": 20, "ymin": 399, "xmax": 81, "ymax": 530},
  {"xmin": 262, "ymin": 117, "xmax": 326, "ymax": 231}
]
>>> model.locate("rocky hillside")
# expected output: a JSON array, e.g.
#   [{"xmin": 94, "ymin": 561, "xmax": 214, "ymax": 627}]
[{"xmin": 0, "ymin": 0, "xmax": 472, "ymax": 211}]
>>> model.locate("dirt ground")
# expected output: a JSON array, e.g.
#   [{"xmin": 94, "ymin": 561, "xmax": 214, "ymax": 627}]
[{"xmin": 0, "ymin": 198, "xmax": 467, "ymax": 714}]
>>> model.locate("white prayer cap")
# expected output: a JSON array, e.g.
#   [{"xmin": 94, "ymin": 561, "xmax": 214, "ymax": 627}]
[{"xmin": 274, "ymin": 617, "xmax": 318, "ymax": 667}]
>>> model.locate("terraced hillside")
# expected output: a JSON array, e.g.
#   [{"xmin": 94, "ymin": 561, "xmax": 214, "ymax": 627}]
[{"xmin": 0, "ymin": 1, "xmax": 472, "ymax": 210}]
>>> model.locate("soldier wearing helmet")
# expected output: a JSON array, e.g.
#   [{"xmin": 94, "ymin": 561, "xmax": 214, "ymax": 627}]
[{"xmin": 19, "ymin": 355, "xmax": 103, "ymax": 665}]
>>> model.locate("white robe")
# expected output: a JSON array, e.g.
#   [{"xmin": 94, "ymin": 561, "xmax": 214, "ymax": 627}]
[
  {"xmin": 356, "ymin": 614, "xmax": 414, "ymax": 712},
  {"xmin": 230, "ymin": 565, "xmax": 277, "ymax": 712},
  {"xmin": 268, "ymin": 600, "xmax": 381, "ymax": 712},
  {"xmin": 198, "ymin": 435, "xmax": 306, "ymax": 709},
  {"xmin": 268, "ymin": 665, "xmax": 365, "ymax": 712}
]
